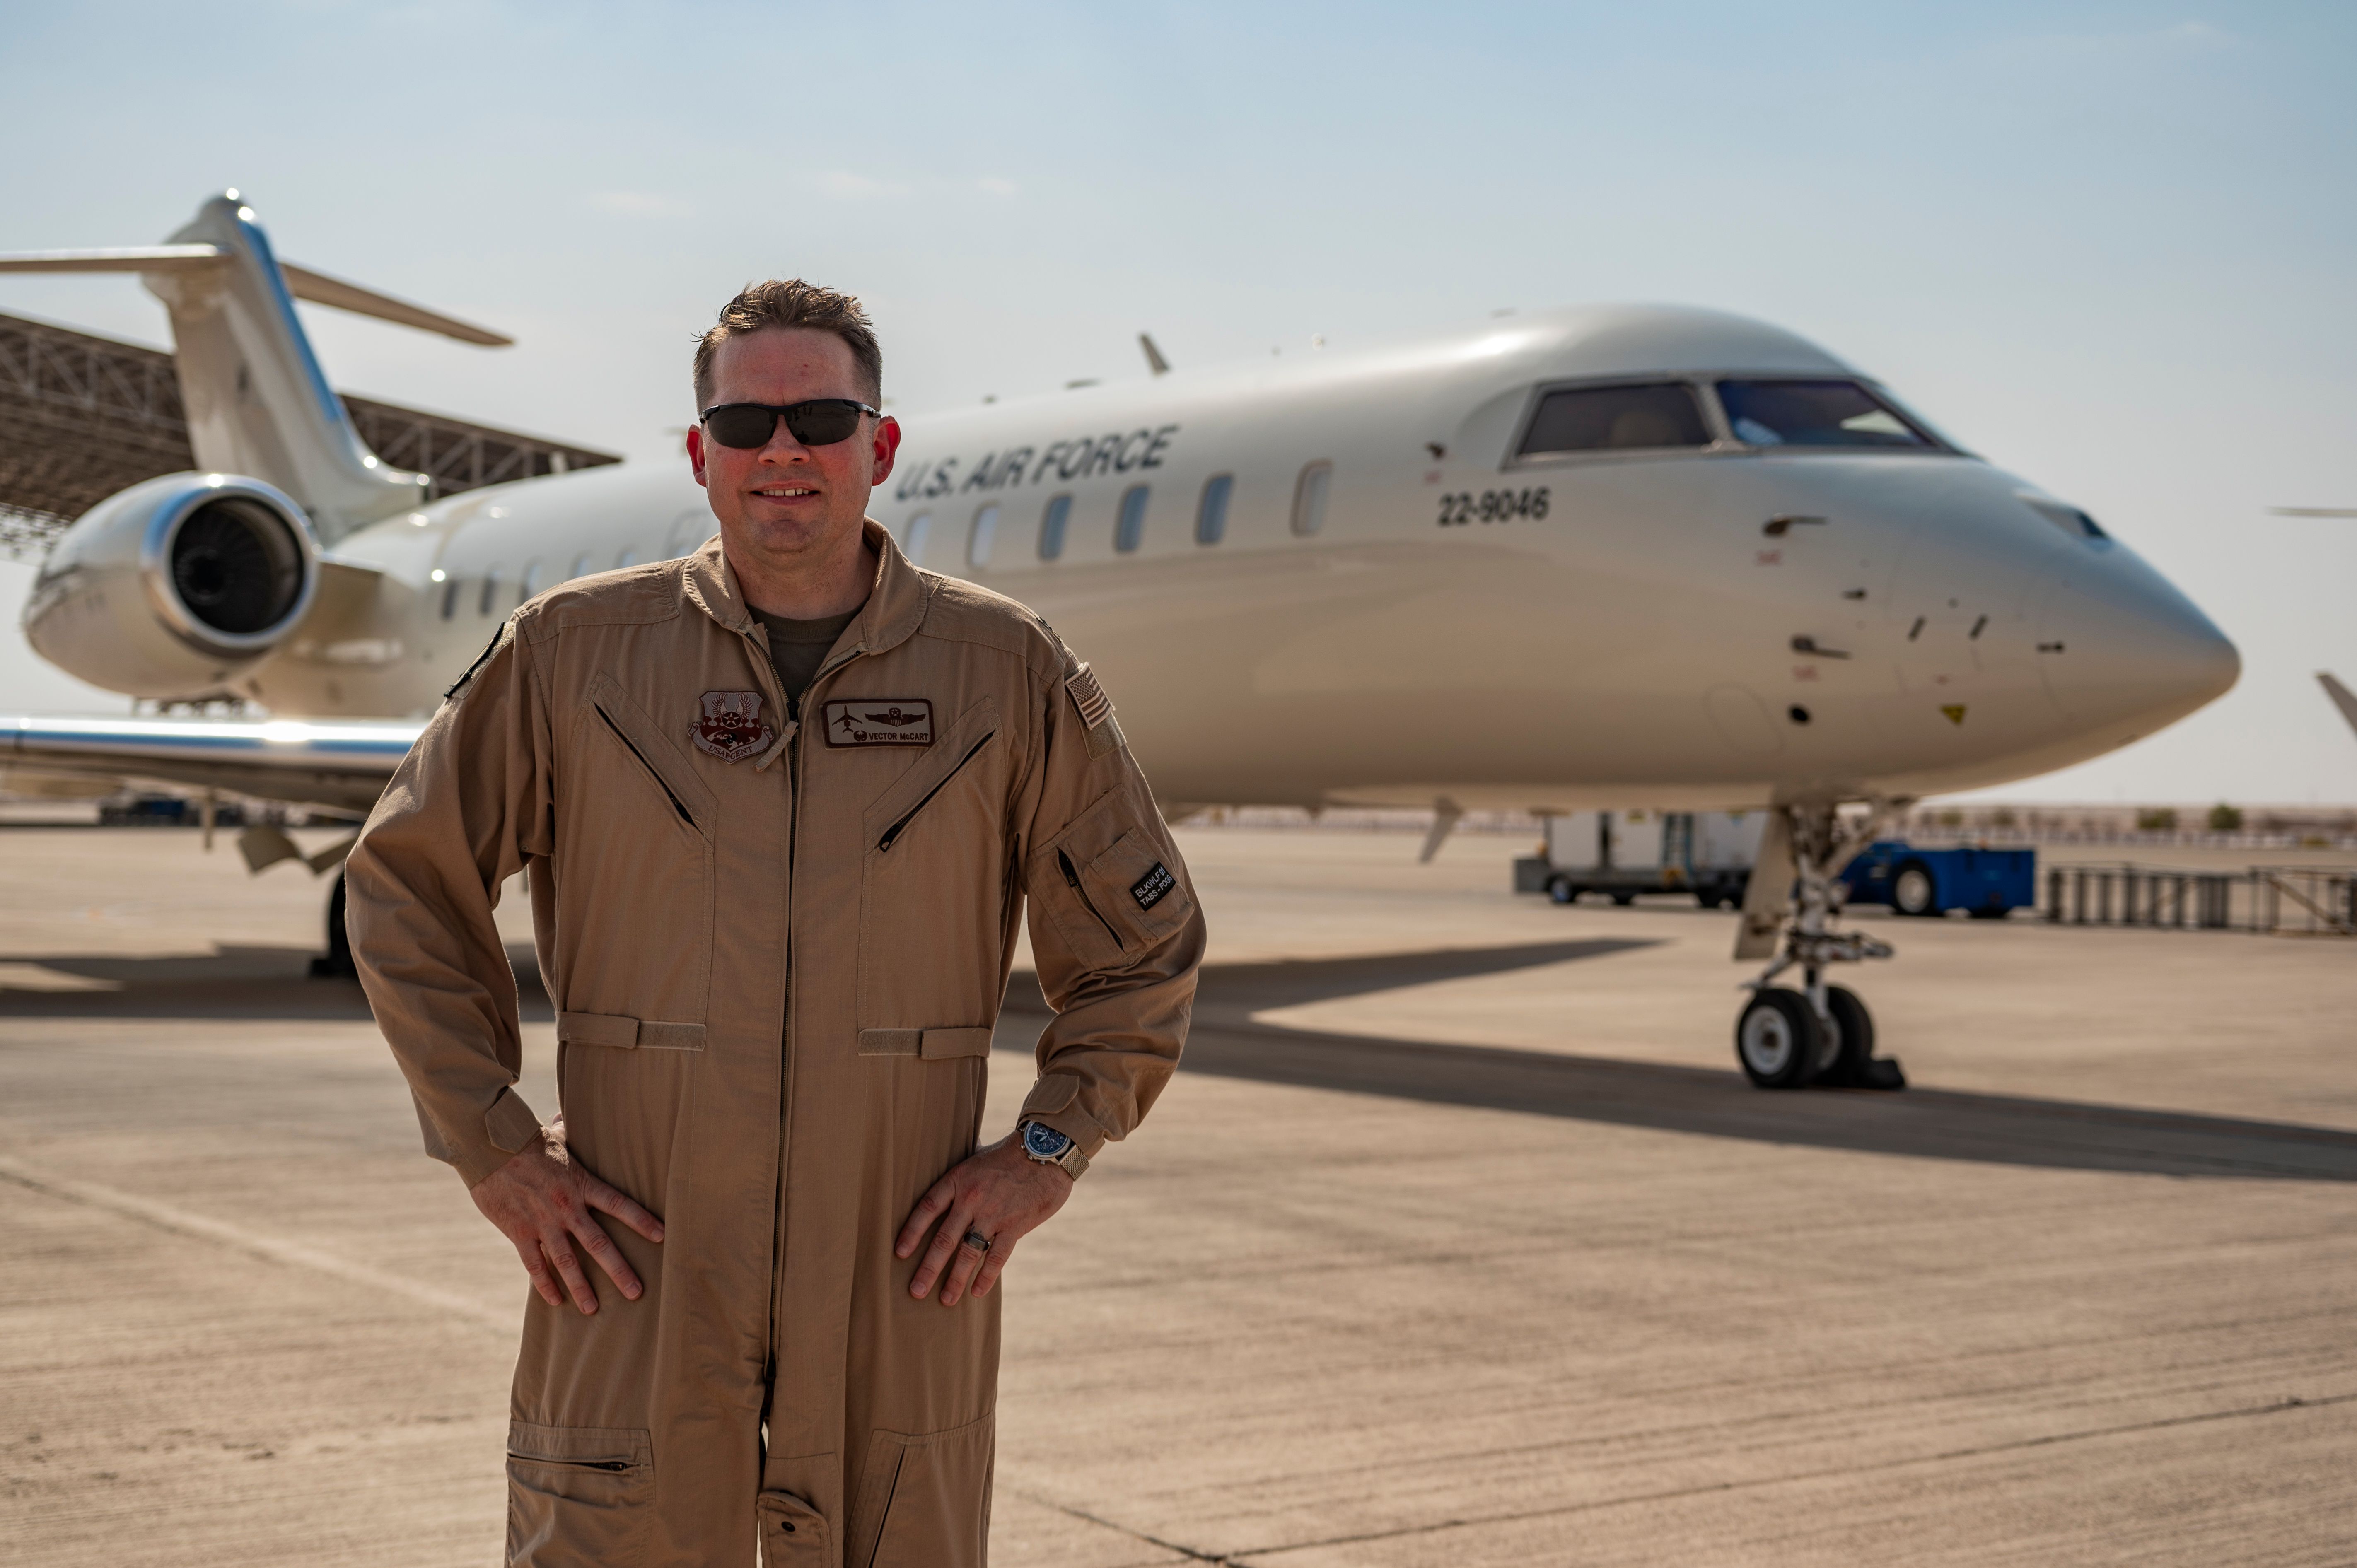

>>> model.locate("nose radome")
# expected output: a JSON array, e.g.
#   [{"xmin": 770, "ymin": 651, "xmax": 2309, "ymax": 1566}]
[{"xmin": 2038, "ymin": 544, "xmax": 2239, "ymax": 730}]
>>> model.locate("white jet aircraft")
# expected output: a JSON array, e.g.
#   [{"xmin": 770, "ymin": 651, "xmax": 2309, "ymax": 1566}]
[{"xmin": 0, "ymin": 193, "xmax": 2240, "ymax": 1088}]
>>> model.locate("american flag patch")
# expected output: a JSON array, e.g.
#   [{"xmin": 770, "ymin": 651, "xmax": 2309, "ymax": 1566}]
[{"xmin": 1065, "ymin": 662, "xmax": 1113, "ymax": 729}]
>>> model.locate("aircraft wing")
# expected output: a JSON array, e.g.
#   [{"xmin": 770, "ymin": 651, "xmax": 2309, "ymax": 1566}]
[{"xmin": 0, "ymin": 714, "xmax": 420, "ymax": 815}]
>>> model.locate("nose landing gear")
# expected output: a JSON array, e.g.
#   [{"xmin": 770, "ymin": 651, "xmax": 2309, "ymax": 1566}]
[{"xmin": 1733, "ymin": 802, "xmax": 1908, "ymax": 1091}]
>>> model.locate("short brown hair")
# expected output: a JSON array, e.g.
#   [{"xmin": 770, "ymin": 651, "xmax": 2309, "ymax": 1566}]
[{"xmin": 693, "ymin": 279, "xmax": 882, "ymax": 408}]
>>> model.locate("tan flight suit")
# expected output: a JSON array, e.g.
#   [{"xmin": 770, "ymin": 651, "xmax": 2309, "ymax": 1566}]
[{"xmin": 346, "ymin": 522, "xmax": 1204, "ymax": 1566}]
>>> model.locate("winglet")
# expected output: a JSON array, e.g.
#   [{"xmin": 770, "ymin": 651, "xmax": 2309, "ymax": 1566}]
[
  {"xmin": 2320, "ymin": 673, "xmax": 2357, "ymax": 741},
  {"xmin": 1140, "ymin": 332, "xmax": 1170, "ymax": 376}
]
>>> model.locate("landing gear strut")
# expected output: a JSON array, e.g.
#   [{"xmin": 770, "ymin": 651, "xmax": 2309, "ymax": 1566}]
[{"xmin": 1734, "ymin": 802, "xmax": 1908, "ymax": 1091}]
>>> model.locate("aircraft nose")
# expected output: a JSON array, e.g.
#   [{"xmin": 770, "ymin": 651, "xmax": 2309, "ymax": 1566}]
[{"xmin": 2038, "ymin": 545, "xmax": 2239, "ymax": 731}]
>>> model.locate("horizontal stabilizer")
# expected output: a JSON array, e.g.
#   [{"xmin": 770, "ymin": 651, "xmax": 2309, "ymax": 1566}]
[
  {"xmin": 279, "ymin": 263, "xmax": 512, "ymax": 346},
  {"xmin": 0, "ymin": 245, "xmax": 511, "ymax": 345},
  {"xmin": 0, "ymin": 245, "xmax": 225, "ymax": 274}
]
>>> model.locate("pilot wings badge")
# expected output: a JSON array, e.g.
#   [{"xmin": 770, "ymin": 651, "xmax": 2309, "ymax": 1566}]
[
  {"xmin": 820, "ymin": 697, "xmax": 935, "ymax": 747},
  {"xmin": 690, "ymin": 690, "xmax": 775, "ymax": 762}
]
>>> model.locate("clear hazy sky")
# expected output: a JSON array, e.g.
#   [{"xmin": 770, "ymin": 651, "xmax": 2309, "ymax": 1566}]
[{"xmin": 2, "ymin": 2, "xmax": 2351, "ymax": 803}]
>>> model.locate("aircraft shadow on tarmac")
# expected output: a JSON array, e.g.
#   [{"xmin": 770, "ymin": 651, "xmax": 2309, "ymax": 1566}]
[
  {"xmin": 1009, "ymin": 939, "xmax": 2357, "ymax": 1185},
  {"xmin": 0, "ymin": 944, "xmax": 554, "ymax": 1023},
  {"xmin": 6, "ymin": 938, "xmax": 2349, "ymax": 1183}
]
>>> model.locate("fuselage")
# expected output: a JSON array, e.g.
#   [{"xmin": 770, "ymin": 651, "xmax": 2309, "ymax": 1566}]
[{"xmin": 261, "ymin": 304, "xmax": 2238, "ymax": 811}]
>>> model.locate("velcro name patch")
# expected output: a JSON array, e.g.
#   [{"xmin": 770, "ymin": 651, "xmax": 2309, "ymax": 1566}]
[
  {"xmin": 1130, "ymin": 861, "xmax": 1176, "ymax": 910},
  {"xmin": 821, "ymin": 697, "xmax": 935, "ymax": 747}
]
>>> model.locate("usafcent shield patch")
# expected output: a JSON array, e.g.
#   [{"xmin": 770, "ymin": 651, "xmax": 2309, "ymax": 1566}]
[{"xmin": 691, "ymin": 690, "xmax": 775, "ymax": 762}]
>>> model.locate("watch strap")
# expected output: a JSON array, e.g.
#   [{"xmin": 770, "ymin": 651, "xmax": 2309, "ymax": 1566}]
[{"xmin": 1021, "ymin": 1120, "xmax": 1090, "ymax": 1180}]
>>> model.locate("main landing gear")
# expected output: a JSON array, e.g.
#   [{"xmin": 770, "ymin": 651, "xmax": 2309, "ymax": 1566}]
[{"xmin": 1734, "ymin": 802, "xmax": 1908, "ymax": 1091}]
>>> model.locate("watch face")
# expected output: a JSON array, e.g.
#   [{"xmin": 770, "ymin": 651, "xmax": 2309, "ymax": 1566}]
[{"xmin": 1023, "ymin": 1122, "xmax": 1073, "ymax": 1160}]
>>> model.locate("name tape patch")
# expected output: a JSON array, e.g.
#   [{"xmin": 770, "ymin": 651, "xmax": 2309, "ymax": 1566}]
[
  {"xmin": 821, "ymin": 697, "xmax": 935, "ymax": 747},
  {"xmin": 1130, "ymin": 861, "xmax": 1176, "ymax": 910}
]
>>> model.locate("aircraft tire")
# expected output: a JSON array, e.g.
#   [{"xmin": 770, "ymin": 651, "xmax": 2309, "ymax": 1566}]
[
  {"xmin": 311, "ymin": 871, "xmax": 357, "ymax": 980},
  {"xmin": 1735, "ymin": 989, "xmax": 1822, "ymax": 1090},
  {"xmin": 1891, "ymin": 861, "xmax": 1939, "ymax": 917},
  {"xmin": 1818, "ymin": 985, "xmax": 1874, "ymax": 1085}
]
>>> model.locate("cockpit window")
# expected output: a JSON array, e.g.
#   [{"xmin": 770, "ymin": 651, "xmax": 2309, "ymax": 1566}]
[
  {"xmin": 1716, "ymin": 379, "xmax": 1939, "ymax": 450},
  {"xmin": 1518, "ymin": 383, "xmax": 1710, "ymax": 457}
]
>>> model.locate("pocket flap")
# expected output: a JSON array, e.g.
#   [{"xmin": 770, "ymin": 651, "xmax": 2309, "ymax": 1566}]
[
  {"xmin": 757, "ymin": 1488, "xmax": 830, "ymax": 1565},
  {"xmin": 920, "ymin": 1027, "xmax": 994, "ymax": 1060}
]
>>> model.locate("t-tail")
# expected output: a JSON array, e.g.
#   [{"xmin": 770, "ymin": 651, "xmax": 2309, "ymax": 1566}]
[
  {"xmin": 0, "ymin": 190, "xmax": 509, "ymax": 543},
  {"xmin": 4, "ymin": 192, "xmax": 514, "ymax": 702}
]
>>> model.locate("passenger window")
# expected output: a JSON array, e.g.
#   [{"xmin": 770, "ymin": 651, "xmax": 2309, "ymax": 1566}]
[
  {"xmin": 567, "ymin": 552, "xmax": 592, "ymax": 581},
  {"xmin": 517, "ymin": 560, "xmax": 544, "ymax": 605},
  {"xmin": 1290, "ymin": 461, "xmax": 1332, "ymax": 537},
  {"xmin": 1038, "ymin": 495, "xmax": 1072, "ymax": 560},
  {"xmin": 1519, "ymin": 383, "xmax": 1709, "ymax": 456},
  {"xmin": 479, "ymin": 569, "xmax": 504, "ymax": 617},
  {"xmin": 968, "ymin": 503, "xmax": 1000, "ymax": 568},
  {"xmin": 1197, "ymin": 473, "xmax": 1233, "ymax": 545},
  {"xmin": 439, "ymin": 577, "xmax": 459, "ymax": 620},
  {"xmin": 1115, "ymin": 485, "xmax": 1149, "ymax": 553},
  {"xmin": 1715, "ymin": 379, "xmax": 1938, "ymax": 449},
  {"xmin": 903, "ymin": 512, "xmax": 932, "ymax": 565},
  {"xmin": 615, "ymin": 546, "xmax": 640, "ymax": 568}
]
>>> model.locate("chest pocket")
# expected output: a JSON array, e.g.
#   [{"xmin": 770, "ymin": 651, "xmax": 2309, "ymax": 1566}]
[
  {"xmin": 554, "ymin": 673, "xmax": 718, "ymax": 1024},
  {"xmin": 857, "ymin": 694, "xmax": 1004, "ymax": 1030}
]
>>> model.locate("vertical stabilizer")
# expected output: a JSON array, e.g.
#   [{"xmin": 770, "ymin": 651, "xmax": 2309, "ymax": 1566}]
[{"xmin": 140, "ymin": 195, "xmax": 425, "ymax": 541}]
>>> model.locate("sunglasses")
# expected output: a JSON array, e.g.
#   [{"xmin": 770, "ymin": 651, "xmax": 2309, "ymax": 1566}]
[{"xmin": 699, "ymin": 399, "xmax": 881, "ymax": 450}]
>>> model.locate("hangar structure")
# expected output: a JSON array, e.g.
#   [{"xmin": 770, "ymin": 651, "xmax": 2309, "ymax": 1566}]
[{"xmin": 0, "ymin": 309, "xmax": 620, "ymax": 561}]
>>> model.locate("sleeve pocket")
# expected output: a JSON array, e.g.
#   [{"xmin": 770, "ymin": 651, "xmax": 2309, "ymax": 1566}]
[{"xmin": 1078, "ymin": 827, "xmax": 1194, "ymax": 946}]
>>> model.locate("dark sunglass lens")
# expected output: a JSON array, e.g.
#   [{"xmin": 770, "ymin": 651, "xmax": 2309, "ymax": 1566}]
[
  {"xmin": 705, "ymin": 406, "xmax": 778, "ymax": 449},
  {"xmin": 782, "ymin": 402, "xmax": 863, "ymax": 446}
]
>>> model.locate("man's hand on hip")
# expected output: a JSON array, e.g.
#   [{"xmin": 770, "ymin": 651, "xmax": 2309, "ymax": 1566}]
[
  {"xmin": 896, "ymin": 1133, "xmax": 1073, "ymax": 1307},
  {"xmin": 471, "ymin": 1133, "xmax": 664, "ymax": 1315}
]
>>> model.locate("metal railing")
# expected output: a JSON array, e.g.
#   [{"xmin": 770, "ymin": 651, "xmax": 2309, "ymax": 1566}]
[{"xmin": 2044, "ymin": 864, "xmax": 2355, "ymax": 937}]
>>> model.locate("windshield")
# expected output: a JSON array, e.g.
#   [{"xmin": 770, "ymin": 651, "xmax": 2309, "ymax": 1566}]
[
  {"xmin": 1716, "ymin": 379, "xmax": 1941, "ymax": 450},
  {"xmin": 1519, "ymin": 382, "xmax": 1711, "ymax": 456}
]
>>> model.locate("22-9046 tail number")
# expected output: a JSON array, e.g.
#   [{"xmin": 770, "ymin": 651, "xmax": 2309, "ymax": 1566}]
[{"xmin": 1437, "ymin": 487, "xmax": 1549, "ymax": 526}]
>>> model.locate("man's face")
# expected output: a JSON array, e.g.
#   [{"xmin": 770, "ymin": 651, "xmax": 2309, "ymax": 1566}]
[{"xmin": 688, "ymin": 326, "xmax": 900, "ymax": 564}]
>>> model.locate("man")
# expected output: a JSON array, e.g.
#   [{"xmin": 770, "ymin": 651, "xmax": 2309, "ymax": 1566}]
[{"xmin": 347, "ymin": 280, "xmax": 1204, "ymax": 1566}]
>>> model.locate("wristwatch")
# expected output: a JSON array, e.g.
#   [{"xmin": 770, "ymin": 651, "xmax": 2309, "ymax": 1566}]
[{"xmin": 1018, "ymin": 1119, "xmax": 1089, "ymax": 1179}]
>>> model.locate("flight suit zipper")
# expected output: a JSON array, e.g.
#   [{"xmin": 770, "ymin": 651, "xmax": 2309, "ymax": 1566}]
[
  {"xmin": 764, "ymin": 636, "xmax": 866, "ymax": 1392},
  {"xmin": 1059, "ymin": 849, "xmax": 1124, "ymax": 950},
  {"xmin": 876, "ymin": 732, "xmax": 996, "ymax": 852}
]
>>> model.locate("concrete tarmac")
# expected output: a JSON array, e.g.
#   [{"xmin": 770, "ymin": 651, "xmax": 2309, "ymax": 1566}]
[{"xmin": 2, "ymin": 825, "xmax": 2353, "ymax": 1566}]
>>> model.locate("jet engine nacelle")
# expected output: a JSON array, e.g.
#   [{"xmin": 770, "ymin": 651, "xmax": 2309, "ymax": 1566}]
[{"xmin": 23, "ymin": 472, "xmax": 321, "ymax": 700}]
